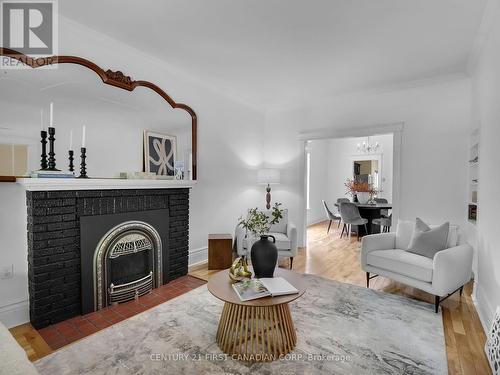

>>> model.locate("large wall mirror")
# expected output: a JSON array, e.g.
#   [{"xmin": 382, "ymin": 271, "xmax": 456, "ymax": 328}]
[{"xmin": 0, "ymin": 50, "xmax": 197, "ymax": 180}]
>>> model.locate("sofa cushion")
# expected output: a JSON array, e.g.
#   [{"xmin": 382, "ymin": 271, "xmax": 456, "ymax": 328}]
[
  {"xmin": 367, "ymin": 249, "xmax": 433, "ymax": 282},
  {"xmin": 242, "ymin": 232, "xmax": 291, "ymax": 251},
  {"xmin": 395, "ymin": 220, "xmax": 414, "ymax": 249},
  {"xmin": 268, "ymin": 232, "xmax": 291, "ymax": 250},
  {"xmin": 265, "ymin": 209, "xmax": 288, "ymax": 234},
  {"xmin": 430, "ymin": 224, "xmax": 458, "ymax": 248},
  {"xmin": 407, "ymin": 218, "xmax": 449, "ymax": 259}
]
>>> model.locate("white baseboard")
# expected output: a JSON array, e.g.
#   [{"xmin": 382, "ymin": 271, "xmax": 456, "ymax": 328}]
[
  {"xmin": 307, "ymin": 219, "xmax": 327, "ymax": 227},
  {"xmin": 188, "ymin": 246, "xmax": 208, "ymax": 267},
  {"xmin": 0, "ymin": 299, "xmax": 29, "ymax": 328},
  {"xmin": 472, "ymin": 282, "xmax": 494, "ymax": 334}
]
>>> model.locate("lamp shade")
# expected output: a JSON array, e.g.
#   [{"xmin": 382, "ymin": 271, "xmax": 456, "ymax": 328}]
[{"xmin": 257, "ymin": 168, "xmax": 280, "ymax": 185}]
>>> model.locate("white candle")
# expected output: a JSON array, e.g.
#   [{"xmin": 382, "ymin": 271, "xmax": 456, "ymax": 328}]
[
  {"xmin": 82, "ymin": 125, "xmax": 86, "ymax": 148},
  {"xmin": 40, "ymin": 109, "xmax": 44, "ymax": 131},
  {"xmin": 49, "ymin": 102, "xmax": 53, "ymax": 128},
  {"xmin": 69, "ymin": 130, "xmax": 73, "ymax": 151}
]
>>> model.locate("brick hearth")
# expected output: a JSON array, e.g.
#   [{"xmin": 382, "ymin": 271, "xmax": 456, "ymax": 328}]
[
  {"xmin": 26, "ymin": 188, "xmax": 190, "ymax": 329},
  {"xmin": 37, "ymin": 275, "xmax": 206, "ymax": 350}
]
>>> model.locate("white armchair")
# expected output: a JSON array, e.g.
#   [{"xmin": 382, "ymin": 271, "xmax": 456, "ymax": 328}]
[
  {"xmin": 235, "ymin": 209, "xmax": 298, "ymax": 268},
  {"xmin": 361, "ymin": 220, "xmax": 473, "ymax": 312}
]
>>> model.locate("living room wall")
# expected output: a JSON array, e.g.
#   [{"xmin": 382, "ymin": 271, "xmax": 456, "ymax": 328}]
[
  {"xmin": 469, "ymin": 0, "xmax": 500, "ymax": 331},
  {"xmin": 265, "ymin": 78, "xmax": 470, "ymax": 247},
  {"xmin": 0, "ymin": 16, "xmax": 266, "ymax": 327}
]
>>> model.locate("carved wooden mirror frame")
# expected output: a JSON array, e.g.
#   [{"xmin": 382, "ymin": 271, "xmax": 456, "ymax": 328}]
[{"xmin": 0, "ymin": 48, "xmax": 198, "ymax": 180}]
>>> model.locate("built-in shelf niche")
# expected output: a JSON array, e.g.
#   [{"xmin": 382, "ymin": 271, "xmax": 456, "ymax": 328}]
[{"xmin": 468, "ymin": 129, "xmax": 479, "ymax": 224}]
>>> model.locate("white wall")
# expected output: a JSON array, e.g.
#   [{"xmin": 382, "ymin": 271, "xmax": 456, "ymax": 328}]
[
  {"xmin": 0, "ymin": 17, "xmax": 266, "ymax": 327},
  {"xmin": 265, "ymin": 78, "xmax": 471, "ymax": 246},
  {"xmin": 306, "ymin": 140, "xmax": 328, "ymax": 225},
  {"xmin": 469, "ymin": 0, "xmax": 500, "ymax": 331}
]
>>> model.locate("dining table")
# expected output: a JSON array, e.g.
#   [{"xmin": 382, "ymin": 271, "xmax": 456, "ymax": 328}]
[{"xmin": 335, "ymin": 202, "xmax": 392, "ymax": 235}]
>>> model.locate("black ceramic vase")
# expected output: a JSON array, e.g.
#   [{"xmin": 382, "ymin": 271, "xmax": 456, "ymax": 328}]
[{"xmin": 250, "ymin": 235, "xmax": 278, "ymax": 278}]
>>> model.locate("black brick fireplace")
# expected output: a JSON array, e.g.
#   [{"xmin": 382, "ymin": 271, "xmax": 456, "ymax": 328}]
[{"xmin": 26, "ymin": 188, "xmax": 189, "ymax": 329}]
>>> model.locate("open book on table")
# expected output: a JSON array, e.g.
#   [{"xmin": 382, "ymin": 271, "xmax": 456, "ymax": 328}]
[{"xmin": 232, "ymin": 277, "xmax": 299, "ymax": 302}]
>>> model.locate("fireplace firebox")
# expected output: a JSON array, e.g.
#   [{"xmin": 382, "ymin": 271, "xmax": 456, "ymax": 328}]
[
  {"xmin": 94, "ymin": 221, "xmax": 162, "ymax": 309},
  {"xmin": 80, "ymin": 210, "xmax": 170, "ymax": 314}
]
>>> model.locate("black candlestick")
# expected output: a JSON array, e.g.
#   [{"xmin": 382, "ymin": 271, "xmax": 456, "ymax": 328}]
[
  {"xmin": 40, "ymin": 130, "xmax": 48, "ymax": 170},
  {"xmin": 68, "ymin": 150, "xmax": 74, "ymax": 173},
  {"xmin": 78, "ymin": 147, "xmax": 88, "ymax": 178},
  {"xmin": 47, "ymin": 127, "xmax": 59, "ymax": 171}
]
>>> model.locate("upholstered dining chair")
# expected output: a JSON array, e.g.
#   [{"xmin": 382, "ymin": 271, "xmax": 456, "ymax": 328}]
[
  {"xmin": 337, "ymin": 198, "xmax": 350, "ymax": 204},
  {"xmin": 372, "ymin": 214, "xmax": 392, "ymax": 233},
  {"xmin": 339, "ymin": 202, "xmax": 368, "ymax": 241},
  {"xmin": 322, "ymin": 200, "xmax": 341, "ymax": 233},
  {"xmin": 374, "ymin": 198, "xmax": 389, "ymax": 217}
]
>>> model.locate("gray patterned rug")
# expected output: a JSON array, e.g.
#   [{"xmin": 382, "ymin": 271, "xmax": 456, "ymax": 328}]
[{"xmin": 35, "ymin": 274, "xmax": 447, "ymax": 374}]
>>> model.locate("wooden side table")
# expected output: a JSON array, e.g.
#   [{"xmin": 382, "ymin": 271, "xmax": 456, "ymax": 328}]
[
  {"xmin": 207, "ymin": 268, "xmax": 306, "ymax": 361},
  {"xmin": 208, "ymin": 234, "xmax": 233, "ymax": 270}
]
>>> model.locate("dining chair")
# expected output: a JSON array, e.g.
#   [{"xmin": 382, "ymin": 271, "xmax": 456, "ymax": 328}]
[
  {"xmin": 374, "ymin": 198, "xmax": 389, "ymax": 217},
  {"xmin": 337, "ymin": 198, "xmax": 350, "ymax": 204},
  {"xmin": 322, "ymin": 200, "xmax": 341, "ymax": 233},
  {"xmin": 339, "ymin": 202, "xmax": 368, "ymax": 241},
  {"xmin": 372, "ymin": 214, "xmax": 392, "ymax": 233}
]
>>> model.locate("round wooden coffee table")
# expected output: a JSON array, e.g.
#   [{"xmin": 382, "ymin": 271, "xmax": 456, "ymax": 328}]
[{"xmin": 208, "ymin": 268, "xmax": 306, "ymax": 362}]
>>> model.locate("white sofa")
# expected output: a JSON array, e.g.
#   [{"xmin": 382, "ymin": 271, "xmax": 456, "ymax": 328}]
[
  {"xmin": 0, "ymin": 322, "xmax": 39, "ymax": 375},
  {"xmin": 361, "ymin": 220, "xmax": 473, "ymax": 312},
  {"xmin": 235, "ymin": 209, "xmax": 298, "ymax": 268}
]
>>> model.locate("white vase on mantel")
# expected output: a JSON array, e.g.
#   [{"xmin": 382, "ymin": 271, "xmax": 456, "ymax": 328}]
[{"xmin": 357, "ymin": 192, "xmax": 371, "ymax": 204}]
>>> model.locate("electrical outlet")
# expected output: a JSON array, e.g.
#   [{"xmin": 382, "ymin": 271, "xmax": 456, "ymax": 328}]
[{"xmin": 0, "ymin": 265, "xmax": 14, "ymax": 279}]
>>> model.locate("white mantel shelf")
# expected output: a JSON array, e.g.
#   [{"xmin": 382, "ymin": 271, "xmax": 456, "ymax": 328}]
[{"xmin": 16, "ymin": 178, "xmax": 197, "ymax": 191}]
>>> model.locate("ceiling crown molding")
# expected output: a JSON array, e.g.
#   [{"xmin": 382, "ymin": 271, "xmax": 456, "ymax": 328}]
[{"xmin": 467, "ymin": 0, "xmax": 499, "ymax": 73}]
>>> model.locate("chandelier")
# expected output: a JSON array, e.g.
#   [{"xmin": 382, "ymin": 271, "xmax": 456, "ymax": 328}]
[{"xmin": 356, "ymin": 137, "xmax": 380, "ymax": 153}]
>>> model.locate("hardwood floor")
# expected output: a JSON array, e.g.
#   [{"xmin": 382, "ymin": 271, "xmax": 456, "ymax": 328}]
[
  {"xmin": 190, "ymin": 221, "xmax": 492, "ymax": 375},
  {"xmin": 8, "ymin": 275, "xmax": 206, "ymax": 361},
  {"xmin": 9, "ymin": 323, "xmax": 52, "ymax": 361},
  {"xmin": 9, "ymin": 221, "xmax": 491, "ymax": 374}
]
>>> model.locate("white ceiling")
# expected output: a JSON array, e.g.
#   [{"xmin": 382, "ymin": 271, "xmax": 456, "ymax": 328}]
[{"xmin": 60, "ymin": 0, "xmax": 486, "ymax": 109}]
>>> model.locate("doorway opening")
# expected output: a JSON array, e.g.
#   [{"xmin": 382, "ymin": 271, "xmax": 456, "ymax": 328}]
[{"xmin": 304, "ymin": 131, "xmax": 397, "ymax": 251}]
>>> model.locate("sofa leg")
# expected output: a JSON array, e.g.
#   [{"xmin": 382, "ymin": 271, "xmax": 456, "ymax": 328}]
[
  {"xmin": 366, "ymin": 272, "xmax": 370, "ymax": 288},
  {"xmin": 290, "ymin": 257, "xmax": 293, "ymax": 270},
  {"xmin": 434, "ymin": 296, "xmax": 440, "ymax": 313}
]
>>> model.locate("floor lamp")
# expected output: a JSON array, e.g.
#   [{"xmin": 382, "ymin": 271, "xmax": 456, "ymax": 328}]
[{"xmin": 257, "ymin": 168, "xmax": 280, "ymax": 209}]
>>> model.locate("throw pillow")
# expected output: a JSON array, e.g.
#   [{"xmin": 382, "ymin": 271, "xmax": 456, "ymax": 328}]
[{"xmin": 407, "ymin": 218, "xmax": 450, "ymax": 259}]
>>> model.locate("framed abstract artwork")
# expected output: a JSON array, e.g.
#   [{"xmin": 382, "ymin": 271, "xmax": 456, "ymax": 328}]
[{"xmin": 143, "ymin": 130, "xmax": 177, "ymax": 176}]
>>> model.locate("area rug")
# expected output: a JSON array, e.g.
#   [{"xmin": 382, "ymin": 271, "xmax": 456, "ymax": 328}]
[{"xmin": 34, "ymin": 274, "xmax": 447, "ymax": 374}]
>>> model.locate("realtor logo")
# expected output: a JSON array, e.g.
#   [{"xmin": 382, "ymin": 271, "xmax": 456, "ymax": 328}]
[{"xmin": 1, "ymin": 0, "xmax": 57, "ymax": 64}]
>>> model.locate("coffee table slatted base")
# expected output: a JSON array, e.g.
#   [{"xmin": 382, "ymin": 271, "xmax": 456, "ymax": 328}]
[{"xmin": 216, "ymin": 302, "xmax": 297, "ymax": 362}]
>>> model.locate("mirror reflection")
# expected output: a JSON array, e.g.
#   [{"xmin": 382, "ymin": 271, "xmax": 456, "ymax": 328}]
[
  {"xmin": 0, "ymin": 58, "xmax": 194, "ymax": 180},
  {"xmin": 353, "ymin": 159, "xmax": 379, "ymax": 190}
]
